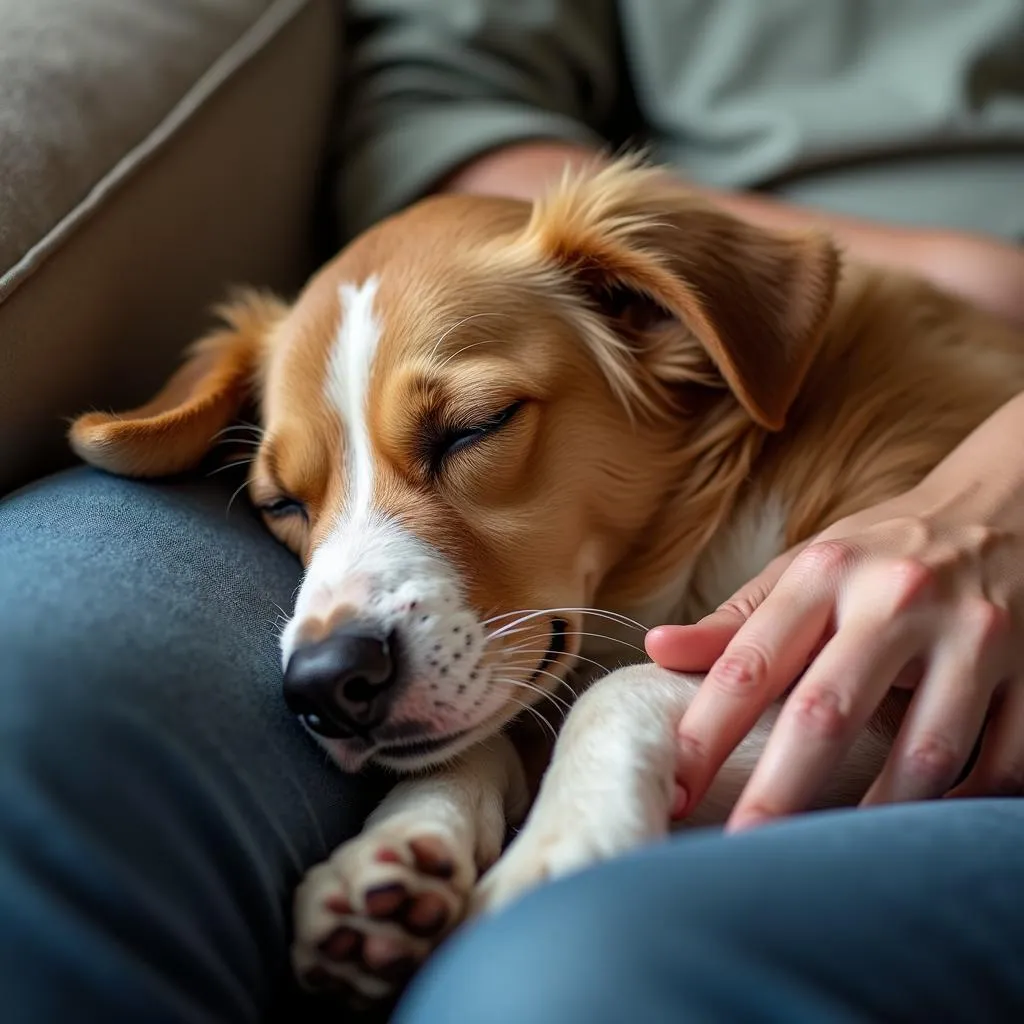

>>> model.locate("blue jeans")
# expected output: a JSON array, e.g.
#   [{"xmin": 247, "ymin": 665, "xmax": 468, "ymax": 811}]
[
  {"xmin": 399, "ymin": 801, "xmax": 1024, "ymax": 1023},
  {"xmin": 3, "ymin": 471, "xmax": 1024, "ymax": 1022},
  {"xmin": 0, "ymin": 470, "xmax": 387, "ymax": 1023}
]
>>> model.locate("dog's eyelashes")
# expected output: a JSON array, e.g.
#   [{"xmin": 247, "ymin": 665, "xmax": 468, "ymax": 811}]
[
  {"xmin": 445, "ymin": 402, "xmax": 522, "ymax": 453},
  {"xmin": 260, "ymin": 496, "xmax": 308, "ymax": 520},
  {"xmin": 428, "ymin": 401, "xmax": 524, "ymax": 472}
]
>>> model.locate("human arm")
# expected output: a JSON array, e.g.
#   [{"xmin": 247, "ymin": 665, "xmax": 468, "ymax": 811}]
[
  {"xmin": 340, "ymin": 0, "xmax": 1024, "ymax": 321},
  {"xmin": 442, "ymin": 141, "xmax": 1024, "ymax": 326}
]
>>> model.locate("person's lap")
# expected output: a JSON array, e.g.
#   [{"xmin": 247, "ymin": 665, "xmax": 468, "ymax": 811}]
[
  {"xmin": 398, "ymin": 799, "xmax": 1024, "ymax": 1023},
  {"xmin": 0, "ymin": 468, "xmax": 387, "ymax": 1023},
  {"xmin": 5, "ymin": 472, "xmax": 1024, "ymax": 1023}
]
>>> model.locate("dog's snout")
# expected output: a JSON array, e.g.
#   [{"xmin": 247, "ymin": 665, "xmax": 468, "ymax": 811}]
[{"xmin": 283, "ymin": 623, "xmax": 398, "ymax": 737}]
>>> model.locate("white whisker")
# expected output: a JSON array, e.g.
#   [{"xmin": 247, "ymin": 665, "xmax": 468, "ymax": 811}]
[
  {"xmin": 500, "ymin": 692, "xmax": 560, "ymax": 742},
  {"xmin": 225, "ymin": 477, "xmax": 252, "ymax": 516},
  {"xmin": 494, "ymin": 628, "xmax": 646, "ymax": 659},
  {"xmin": 497, "ymin": 630, "xmax": 563, "ymax": 651},
  {"xmin": 428, "ymin": 312, "xmax": 510, "ymax": 360},
  {"xmin": 213, "ymin": 437, "xmax": 263, "ymax": 450},
  {"xmin": 485, "ymin": 625, "xmax": 546, "ymax": 643},
  {"xmin": 498, "ymin": 657, "xmax": 588, "ymax": 686},
  {"xmin": 496, "ymin": 676, "xmax": 572, "ymax": 714},
  {"xmin": 213, "ymin": 423, "xmax": 264, "ymax": 440},
  {"xmin": 493, "ymin": 627, "xmax": 646, "ymax": 655},
  {"xmin": 485, "ymin": 606, "xmax": 648, "ymax": 642},
  {"xmin": 558, "ymin": 631, "xmax": 647, "ymax": 655},
  {"xmin": 206, "ymin": 458, "xmax": 255, "ymax": 477},
  {"xmin": 498, "ymin": 664, "xmax": 581, "ymax": 700},
  {"xmin": 499, "ymin": 646, "xmax": 617, "ymax": 676},
  {"xmin": 482, "ymin": 606, "xmax": 648, "ymax": 632}
]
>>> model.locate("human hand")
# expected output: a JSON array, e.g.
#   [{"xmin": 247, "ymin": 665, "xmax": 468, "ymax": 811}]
[{"xmin": 646, "ymin": 459, "xmax": 1024, "ymax": 831}]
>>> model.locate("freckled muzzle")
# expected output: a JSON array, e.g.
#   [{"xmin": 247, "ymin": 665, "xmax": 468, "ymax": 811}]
[{"xmin": 282, "ymin": 600, "xmax": 574, "ymax": 774}]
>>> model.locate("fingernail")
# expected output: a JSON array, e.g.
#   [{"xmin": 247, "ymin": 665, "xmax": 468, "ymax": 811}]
[{"xmin": 645, "ymin": 625, "xmax": 681, "ymax": 645}]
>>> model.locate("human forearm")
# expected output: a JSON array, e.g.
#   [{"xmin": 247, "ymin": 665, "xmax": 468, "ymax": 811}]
[
  {"xmin": 441, "ymin": 141, "xmax": 1024, "ymax": 325},
  {"xmin": 442, "ymin": 141, "xmax": 919, "ymax": 254},
  {"xmin": 914, "ymin": 389, "xmax": 1024, "ymax": 529},
  {"xmin": 442, "ymin": 141, "xmax": 933, "ymax": 256}
]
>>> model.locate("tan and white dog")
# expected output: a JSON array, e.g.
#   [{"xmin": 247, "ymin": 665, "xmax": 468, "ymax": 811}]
[{"xmin": 71, "ymin": 160, "xmax": 1024, "ymax": 1007}]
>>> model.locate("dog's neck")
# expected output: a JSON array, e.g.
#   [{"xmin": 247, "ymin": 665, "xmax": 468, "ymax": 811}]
[
  {"xmin": 594, "ymin": 264, "xmax": 1024, "ymax": 633},
  {"xmin": 593, "ymin": 399, "xmax": 767, "ymax": 627}
]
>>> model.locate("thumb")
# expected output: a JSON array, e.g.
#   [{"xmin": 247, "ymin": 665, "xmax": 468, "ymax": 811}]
[{"xmin": 644, "ymin": 544, "xmax": 805, "ymax": 671}]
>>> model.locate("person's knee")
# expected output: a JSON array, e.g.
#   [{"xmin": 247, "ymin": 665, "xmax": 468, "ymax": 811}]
[
  {"xmin": 400, "ymin": 806, "xmax": 1024, "ymax": 1024},
  {"xmin": 395, "ymin": 864, "xmax": 688, "ymax": 1024},
  {"xmin": 0, "ymin": 469, "xmax": 380, "ymax": 862},
  {"xmin": 0, "ymin": 469, "xmax": 386, "ymax": 1019},
  {"xmin": 395, "ymin": 851, "xmax": 830, "ymax": 1024}
]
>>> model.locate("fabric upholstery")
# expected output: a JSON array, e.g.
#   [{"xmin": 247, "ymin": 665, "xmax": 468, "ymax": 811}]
[{"xmin": 0, "ymin": 0, "xmax": 338, "ymax": 494}]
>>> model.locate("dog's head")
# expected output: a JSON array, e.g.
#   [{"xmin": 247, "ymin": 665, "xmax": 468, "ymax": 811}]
[{"xmin": 71, "ymin": 160, "xmax": 837, "ymax": 771}]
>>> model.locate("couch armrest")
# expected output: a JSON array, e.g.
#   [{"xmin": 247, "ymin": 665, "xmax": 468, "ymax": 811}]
[{"xmin": 0, "ymin": 0, "xmax": 339, "ymax": 494}]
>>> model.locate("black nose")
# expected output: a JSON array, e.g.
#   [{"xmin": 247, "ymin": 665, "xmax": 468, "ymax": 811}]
[{"xmin": 283, "ymin": 623, "xmax": 398, "ymax": 737}]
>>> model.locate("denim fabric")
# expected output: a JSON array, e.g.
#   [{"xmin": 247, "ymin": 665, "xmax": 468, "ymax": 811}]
[
  {"xmin": 0, "ymin": 469, "xmax": 386, "ymax": 1023},
  {"xmin": 5, "ymin": 470, "xmax": 1024, "ymax": 1023},
  {"xmin": 398, "ymin": 800, "xmax": 1024, "ymax": 1024}
]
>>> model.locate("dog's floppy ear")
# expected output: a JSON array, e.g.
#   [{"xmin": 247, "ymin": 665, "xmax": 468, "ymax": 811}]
[
  {"xmin": 522, "ymin": 158, "xmax": 840, "ymax": 429},
  {"xmin": 70, "ymin": 291, "xmax": 284, "ymax": 477}
]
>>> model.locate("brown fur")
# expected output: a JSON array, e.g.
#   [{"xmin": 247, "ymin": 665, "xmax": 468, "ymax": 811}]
[{"xmin": 69, "ymin": 158, "xmax": 1024, "ymax": 763}]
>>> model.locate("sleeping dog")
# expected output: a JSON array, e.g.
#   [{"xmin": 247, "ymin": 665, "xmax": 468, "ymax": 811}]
[{"xmin": 71, "ymin": 159, "xmax": 1024, "ymax": 1007}]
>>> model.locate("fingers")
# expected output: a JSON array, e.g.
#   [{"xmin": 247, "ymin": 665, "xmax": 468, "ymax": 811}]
[
  {"xmin": 727, "ymin": 614, "xmax": 919, "ymax": 830},
  {"xmin": 949, "ymin": 679, "xmax": 1024, "ymax": 799},
  {"xmin": 666, "ymin": 523, "xmax": 1019, "ymax": 821},
  {"xmin": 646, "ymin": 546, "xmax": 802, "ymax": 672},
  {"xmin": 673, "ymin": 544, "xmax": 846, "ymax": 815},
  {"xmin": 645, "ymin": 614, "xmax": 741, "ymax": 673},
  {"xmin": 862, "ymin": 600, "xmax": 1009, "ymax": 805}
]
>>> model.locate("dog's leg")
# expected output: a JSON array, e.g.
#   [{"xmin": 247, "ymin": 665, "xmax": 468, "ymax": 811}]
[
  {"xmin": 473, "ymin": 663, "xmax": 698, "ymax": 913},
  {"xmin": 292, "ymin": 735, "xmax": 526, "ymax": 1006},
  {"xmin": 475, "ymin": 661, "xmax": 894, "ymax": 914}
]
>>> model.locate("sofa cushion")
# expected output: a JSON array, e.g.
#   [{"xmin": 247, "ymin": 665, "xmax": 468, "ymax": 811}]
[{"xmin": 0, "ymin": 0, "xmax": 337, "ymax": 493}]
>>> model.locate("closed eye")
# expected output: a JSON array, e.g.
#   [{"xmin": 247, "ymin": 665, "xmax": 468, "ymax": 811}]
[
  {"xmin": 429, "ymin": 400, "xmax": 524, "ymax": 472},
  {"xmin": 259, "ymin": 495, "xmax": 308, "ymax": 519}
]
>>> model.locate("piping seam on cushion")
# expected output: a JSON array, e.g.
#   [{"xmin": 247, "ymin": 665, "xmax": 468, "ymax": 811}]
[{"xmin": 0, "ymin": 0, "xmax": 315, "ymax": 306}]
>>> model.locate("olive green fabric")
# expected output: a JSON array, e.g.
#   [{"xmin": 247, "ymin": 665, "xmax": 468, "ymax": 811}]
[{"xmin": 337, "ymin": 0, "xmax": 1024, "ymax": 240}]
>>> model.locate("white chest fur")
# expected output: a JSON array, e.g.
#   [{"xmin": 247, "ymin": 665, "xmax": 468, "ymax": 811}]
[
  {"xmin": 611, "ymin": 493, "xmax": 789, "ymax": 641},
  {"xmin": 688, "ymin": 494, "xmax": 789, "ymax": 618}
]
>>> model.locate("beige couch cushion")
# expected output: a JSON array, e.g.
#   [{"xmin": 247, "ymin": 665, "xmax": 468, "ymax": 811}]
[{"xmin": 0, "ymin": 0, "xmax": 338, "ymax": 493}]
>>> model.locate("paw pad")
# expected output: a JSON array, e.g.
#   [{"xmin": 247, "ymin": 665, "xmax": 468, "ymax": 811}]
[{"xmin": 293, "ymin": 824, "xmax": 476, "ymax": 1011}]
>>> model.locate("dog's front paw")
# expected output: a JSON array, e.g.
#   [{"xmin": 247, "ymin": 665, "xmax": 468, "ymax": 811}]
[
  {"xmin": 292, "ymin": 820, "xmax": 476, "ymax": 1009},
  {"xmin": 473, "ymin": 799, "xmax": 660, "ymax": 916}
]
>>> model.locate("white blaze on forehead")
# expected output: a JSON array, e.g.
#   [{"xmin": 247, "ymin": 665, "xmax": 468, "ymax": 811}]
[
  {"xmin": 325, "ymin": 276, "xmax": 382, "ymax": 518},
  {"xmin": 284, "ymin": 271, "xmax": 481, "ymax": 722}
]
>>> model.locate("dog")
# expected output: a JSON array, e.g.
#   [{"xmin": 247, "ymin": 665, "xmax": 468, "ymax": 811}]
[{"xmin": 70, "ymin": 159, "xmax": 1024, "ymax": 1008}]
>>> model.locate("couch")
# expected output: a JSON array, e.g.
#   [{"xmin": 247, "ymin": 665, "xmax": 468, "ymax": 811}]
[{"xmin": 0, "ymin": 0, "xmax": 340, "ymax": 496}]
